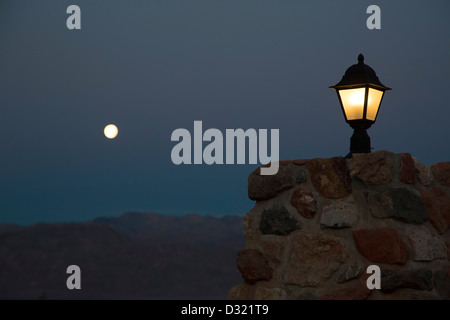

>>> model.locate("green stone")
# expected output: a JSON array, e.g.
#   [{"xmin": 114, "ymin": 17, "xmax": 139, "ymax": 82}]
[
  {"xmin": 387, "ymin": 188, "xmax": 429, "ymax": 224},
  {"xmin": 259, "ymin": 203, "xmax": 299, "ymax": 235}
]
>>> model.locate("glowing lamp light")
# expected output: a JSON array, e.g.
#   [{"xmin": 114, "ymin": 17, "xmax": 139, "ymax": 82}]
[{"xmin": 330, "ymin": 54, "xmax": 391, "ymax": 158}]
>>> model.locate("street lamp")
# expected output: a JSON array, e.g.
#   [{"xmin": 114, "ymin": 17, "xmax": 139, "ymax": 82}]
[{"xmin": 330, "ymin": 54, "xmax": 391, "ymax": 158}]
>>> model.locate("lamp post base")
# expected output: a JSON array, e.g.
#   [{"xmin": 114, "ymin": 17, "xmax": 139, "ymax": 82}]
[{"xmin": 345, "ymin": 128, "xmax": 371, "ymax": 158}]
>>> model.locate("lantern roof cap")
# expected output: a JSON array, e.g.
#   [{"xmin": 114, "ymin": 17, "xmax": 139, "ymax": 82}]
[{"xmin": 330, "ymin": 54, "xmax": 391, "ymax": 90}]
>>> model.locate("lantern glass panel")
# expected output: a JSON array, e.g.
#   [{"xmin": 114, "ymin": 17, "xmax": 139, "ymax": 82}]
[
  {"xmin": 338, "ymin": 87, "xmax": 365, "ymax": 121},
  {"xmin": 366, "ymin": 88, "xmax": 384, "ymax": 121}
]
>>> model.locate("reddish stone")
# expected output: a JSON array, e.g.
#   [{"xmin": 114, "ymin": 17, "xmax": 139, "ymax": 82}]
[
  {"xmin": 261, "ymin": 239, "xmax": 284, "ymax": 263},
  {"xmin": 284, "ymin": 232, "xmax": 348, "ymax": 286},
  {"xmin": 248, "ymin": 165, "xmax": 296, "ymax": 201},
  {"xmin": 420, "ymin": 187, "xmax": 450, "ymax": 234},
  {"xmin": 349, "ymin": 150, "xmax": 395, "ymax": 186},
  {"xmin": 306, "ymin": 157, "xmax": 352, "ymax": 199},
  {"xmin": 278, "ymin": 160, "xmax": 293, "ymax": 166},
  {"xmin": 431, "ymin": 162, "xmax": 450, "ymax": 187},
  {"xmin": 290, "ymin": 187, "xmax": 316, "ymax": 219},
  {"xmin": 236, "ymin": 249, "xmax": 273, "ymax": 284},
  {"xmin": 320, "ymin": 280, "xmax": 371, "ymax": 300},
  {"xmin": 293, "ymin": 159, "xmax": 309, "ymax": 165},
  {"xmin": 352, "ymin": 228, "xmax": 409, "ymax": 264},
  {"xmin": 399, "ymin": 153, "xmax": 416, "ymax": 184}
]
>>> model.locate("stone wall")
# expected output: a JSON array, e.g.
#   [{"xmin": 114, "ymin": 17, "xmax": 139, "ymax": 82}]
[{"xmin": 228, "ymin": 151, "xmax": 450, "ymax": 300}]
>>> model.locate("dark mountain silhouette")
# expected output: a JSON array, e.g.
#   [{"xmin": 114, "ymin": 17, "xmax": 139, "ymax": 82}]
[
  {"xmin": 0, "ymin": 224, "xmax": 22, "ymax": 234},
  {"xmin": 93, "ymin": 212, "xmax": 244, "ymax": 248},
  {"xmin": 0, "ymin": 212, "xmax": 245, "ymax": 300}
]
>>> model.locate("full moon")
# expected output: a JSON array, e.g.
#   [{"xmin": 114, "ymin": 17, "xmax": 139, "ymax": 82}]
[{"xmin": 104, "ymin": 124, "xmax": 119, "ymax": 139}]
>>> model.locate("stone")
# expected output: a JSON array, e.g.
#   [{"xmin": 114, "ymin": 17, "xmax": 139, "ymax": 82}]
[
  {"xmin": 399, "ymin": 153, "xmax": 416, "ymax": 184},
  {"xmin": 290, "ymin": 187, "xmax": 316, "ymax": 219},
  {"xmin": 262, "ymin": 239, "xmax": 284, "ymax": 263},
  {"xmin": 337, "ymin": 260, "xmax": 364, "ymax": 283},
  {"xmin": 320, "ymin": 199, "xmax": 359, "ymax": 229},
  {"xmin": 379, "ymin": 291, "xmax": 438, "ymax": 300},
  {"xmin": 365, "ymin": 190, "xmax": 393, "ymax": 219},
  {"xmin": 320, "ymin": 280, "xmax": 371, "ymax": 300},
  {"xmin": 284, "ymin": 232, "xmax": 348, "ymax": 287},
  {"xmin": 227, "ymin": 283, "xmax": 255, "ymax": 300},
  {"xmin": 236, "ymin": 249, "xmax": 273, "ymax": 284},
  {"xmin": 293, "ymin": 159, "xmax": 309, "ymax": 165},
  {"xmin": 307, "ymin": 157, "xmax": 352, "ymax": 199},
  {"xmin": 447, "ymin": 242, "xmax": 450, "ymax": 260},
  {"xmin": 366, "ymin": 188, "xmax": 428, "ymax": 224},
  {"xmin": 420, "ymin": 187, "xmax": 450, "ymax": 234},
  {"xmin": 352, "ymin": 228, "xmax": 409, "ymax": 264},
  {"xmin": 295, "ymin": 169, "xmax": 307, "ymax": 184},
  {"xmin": 380, "ymin": 269, "xmax": 433, "ymax": 293},
  {"xmin": 431, "ymin": 162, "xmax": 450, "ymax": 187},
  {"xmin": 259, "ymin": 202, "xmax": 299, "ymax": 235},
  {"xmin": 408, "ymin": 229, "xmax": 447, "ymax": 261},
  {"xmin": 296, "ymin": 292, "xmax": 317, "ymax": 300},
  {"xmin": 365, "ymin": 190, "xmax": 392, "ymax": 219},
  {"xmin": 248, "ymin": 164, "xmax": 296, "ymax": 201},
  {"xmin": 243, "ymin": 207, "xmax": 260, "ymax": 241},
  {"xmin": 278, "ymin": 160, "xmax": 293, "ymax": 166},
  {"xmin": 433, "ymin": 265, "xmax": 450, "ymax": 300},
  {"xmin": 409, "ymin": 292, "xmax": 439, "ymax": 300},
  {"xmin": 413, "ymin": 157, "xmax": 433, "ymax": 185},
  {"xmin": 349, "ymin": 150, "xmax": 395, "ymax": 186},
  {"xmin": 386, "ymin": 188, "xmax": 428, "ymax": 224},
  {"xmin": 254, "ymin": 286, "xmax": 287, "ymax": 300}
]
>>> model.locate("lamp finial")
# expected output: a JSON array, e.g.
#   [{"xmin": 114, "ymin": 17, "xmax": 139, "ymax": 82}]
[{"xmin": 358, "ymin": 54, "xmax": 364, "ymax": 64}]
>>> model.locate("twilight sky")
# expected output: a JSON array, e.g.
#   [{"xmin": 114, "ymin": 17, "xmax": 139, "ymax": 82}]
[{"xmin": 0, "ymin": 0, "xmax": 449, "ymax": 225}]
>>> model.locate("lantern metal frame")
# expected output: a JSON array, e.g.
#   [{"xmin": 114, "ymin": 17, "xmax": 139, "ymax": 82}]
[{"xmin": 330, "ymin": 54, "xmax": 391, "ymax": 158}]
